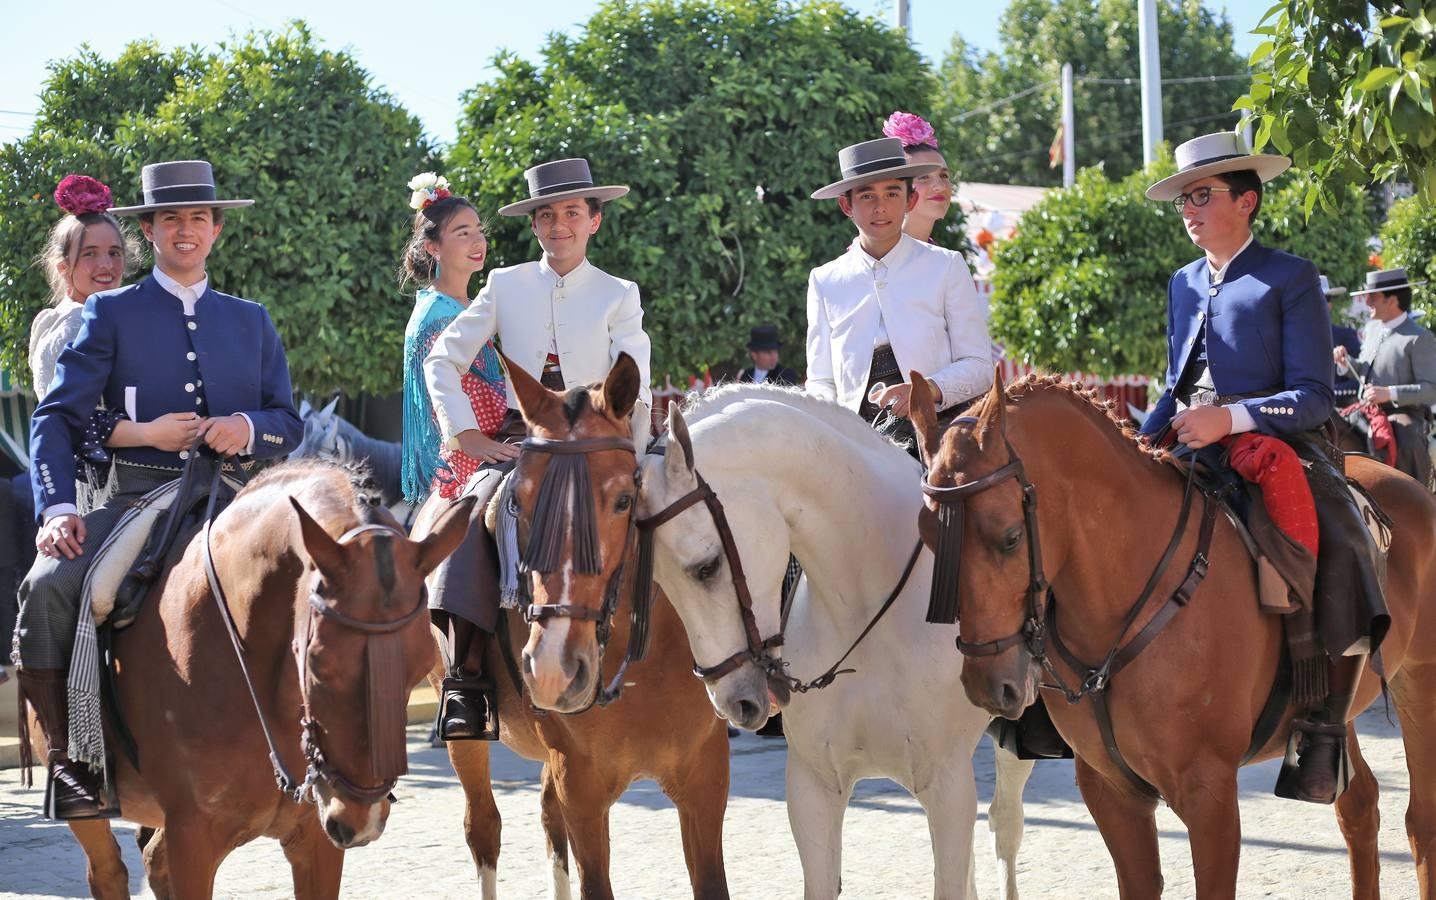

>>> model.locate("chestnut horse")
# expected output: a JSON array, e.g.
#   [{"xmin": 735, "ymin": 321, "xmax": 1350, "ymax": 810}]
[
  {"xmin": 411, "ymin": 354, "xmax": 730, "ymax": 900},
  {"xmin": 33, "ymin": 459, "xmax": 473, "ymax": 898},
  {"xmin": 911, "ymin": 372, "xmax": 1436, "ymax": 899}
]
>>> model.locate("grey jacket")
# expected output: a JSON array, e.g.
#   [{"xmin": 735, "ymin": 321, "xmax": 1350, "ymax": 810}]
[{"xmin": 1351, "ymin": 314, "xmax": 1436, "ymax": 409}]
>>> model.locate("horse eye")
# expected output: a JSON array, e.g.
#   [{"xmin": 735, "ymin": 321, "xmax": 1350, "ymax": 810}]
[
  {"xmin": 1002, "ymin": 527, "xmax": 1024, "ymax": 552},
  {"xmin": 615, "ymin": 494, "xmax": 633, "ymax": 512},
  {"xmin": 691, "ymin": 558, "xmax": 720, "ymax": 582}
]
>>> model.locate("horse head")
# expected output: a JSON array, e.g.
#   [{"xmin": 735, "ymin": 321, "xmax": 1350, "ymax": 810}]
[
  {"xmin": 287, "ymin": 488, "xmax": 473, "ymax": 847},
  {"xmin": 635, "ymin": 401, "xmax": 787, "ymax": 732},
  {"xmin": 506, "ymin": 351, "xmax": 643, "ymax": 713},
  {"xmin": 911, "ymin": 369, "xmax": 1045, "ymax": 721}
]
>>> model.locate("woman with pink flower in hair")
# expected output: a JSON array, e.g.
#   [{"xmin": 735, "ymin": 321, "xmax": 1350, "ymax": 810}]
[
  {"xmin": 882, "ymin": 111, "xmax": 954, "ymax": 244},
  {"xmin": 28, "ymin": 175, "xmax": 201, "ymax": 512}
]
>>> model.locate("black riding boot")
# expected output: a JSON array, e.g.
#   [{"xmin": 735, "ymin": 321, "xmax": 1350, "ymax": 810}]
[
  {"xmin": 1294, "ymin": 653, "xmax": 1365, "ymax": 804},
  {"xmin": 18, "ymin": 668, "xmax": 113, "ymax": 819},
  {"xmin": 437, "ymin": 627, "xmax": 499, "ymax": 742}
]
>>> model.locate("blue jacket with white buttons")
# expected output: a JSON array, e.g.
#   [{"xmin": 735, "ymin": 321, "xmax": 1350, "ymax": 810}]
[
  {"xmin": 1140, "ymin": 240, "xmax": 1335, "ymax": 438},
  {"xmin": 29, "ymin": 274, "xmax": 302, "ymax": 518}
]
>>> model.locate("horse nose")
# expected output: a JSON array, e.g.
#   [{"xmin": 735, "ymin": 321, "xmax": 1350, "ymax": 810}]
[
  {"xmin": 325, "ymin": 816, "xmax": 355, "ymax": 847},
  {"xmin": 998, "ymin": 680, "xmax": 1024, "ymax": 717},
  {"xmin": 733, "ymin": 698, "xmax": 765, "ymax": 731}
]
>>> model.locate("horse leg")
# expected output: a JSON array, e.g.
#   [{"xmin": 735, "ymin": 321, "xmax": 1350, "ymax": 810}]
[
  {"xmin": 155, "ymin": 817, "xmax": 224, "ymax": 899},
  {"xmin": 1391, "ymin": 662, "xmax": 1436, "ymax": 897},
  {"xmin": 1333, "ymin": 729, "xmax": 1381, "ymax": 900},
  {"xmin": 281, "ymin": 820, "xmax": 346, "ymax": 900},
  {"xmin": 541, "ymin": 763, "xmax": 574, "ymax": 900},
  {"xmin": 449, "ymin": 739, "xmax": 502, "ymax": 898},
  {"xmin": 661, "ymin": 725, "xmax": 730, "ymax": 900},
  {"xmin": 551, "ymin": 755, "xmax": 622, "ymax": 900},
  {"xmin": 786, "ymin": 754, "xmax": 852, "ymax": 900},
  {"xmin": 1165, "ymin": 761, "xmax": 1240, "ymax": 900},
  {"xmin": 66, "ymin": 820, "xmax": 129, "ymax": 900},
  {"xmin": 988, "ymin": 745, "xmax": 1036, "ymax": 900},
  {"xmin": 142, "ymin": 827, "xmax": 173, "ymax": 900},
  {"xmin": 1074, "ymin": 757, "xmax": 1164, "ymax": 898},
  {"xmin": 914, "ymin": 759, "xmax": 979, "ymax": 900}
]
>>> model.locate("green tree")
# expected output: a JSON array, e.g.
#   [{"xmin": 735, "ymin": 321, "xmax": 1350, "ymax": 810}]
[
  {"xmin": 1240, "ymin": 3, "xmax": 1436, "ymax": 208},
  {"xmin": 934, "ymin": 0, "xmax": 1248, "ymax": 187},
  {"xmin": 1378, "ymin": 195, "xmax": 1436, "ymax": 320},
  {"xmin": 990, "ymin": 149, "xmax": 1371, "ymax": 377},
  {"xmin": 0, "ymin": 23, "xmax": 434, "ymax": 396},
  {"xmin": 449, "ymin": 0, "xmax": 949, "ymax": 380}
]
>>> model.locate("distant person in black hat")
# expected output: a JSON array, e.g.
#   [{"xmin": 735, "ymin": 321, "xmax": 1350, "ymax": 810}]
[
  {"xmin": 738, "ymin": 325, "xmax": 799, "ymax": 387},
  {"xmin": 1323, "ymin": 275, "xmax": 1361, "ymax": 403},
  {"xmin": 1338, "ymin": 267, "xmax": 1436, "ymax": 487}
]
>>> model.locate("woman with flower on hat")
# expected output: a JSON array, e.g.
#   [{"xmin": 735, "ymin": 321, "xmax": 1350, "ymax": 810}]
[
  {"xmin": 398, "ymin": 173, "xmax": 514, "ymax": 742},
  {"xmin": 882, "ymin": 112, "xmax": 954, "ymax": 245},
  {"xmin": 29, "ymin": 176, "xmax": 202, "ymax": 513}
]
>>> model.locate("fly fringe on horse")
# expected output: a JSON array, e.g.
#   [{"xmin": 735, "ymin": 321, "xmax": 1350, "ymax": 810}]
[
  {"xmin": 926, "ymin": 500, "xmax": 964, "ymax": 625},
  {"xmin": 522, "ymin": 454, "xmax": 601, "ymax": 575},
  {"xmin": 366, "ymin": 633, "xmax": 409, "ymax": 782}
]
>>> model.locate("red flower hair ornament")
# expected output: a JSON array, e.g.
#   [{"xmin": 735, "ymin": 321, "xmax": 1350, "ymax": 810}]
[
  {"xmin": 54, "ymin": 175, "xmax": 114, "ymax": 217},
  {"xmin": 883, "ymin": 111, "xmax": 939, "ymax": 150}
]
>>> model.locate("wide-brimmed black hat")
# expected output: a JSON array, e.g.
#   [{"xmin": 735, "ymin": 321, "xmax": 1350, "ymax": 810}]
[
  {"xmin": 746, "ymin": 325, "xmax": 782, "ymax": 351},
  {"xmin": 811, "ymin": 137, "xmax": 939, "ymax": 201},
  {"xmin": 1350, "ymin": 267, "xmax": 1427, "ymax": 296},
  {"xmin": 498, "ymin": 158, "xmax": 630, "ymax": 217},
  {"xmin": 109, "ymin": 160, "xmax": 254, "ymax": 216},
  {"xmin": 1145, "ymin": 131, "xmax": 1290, "ymax": 202}
]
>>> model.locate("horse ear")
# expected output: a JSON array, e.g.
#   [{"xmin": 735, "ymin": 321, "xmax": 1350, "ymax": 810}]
[
  {"xmin": 602, "ymin": 352, "xmax": 642, "ymax": 422},
  {"xmin": 975, "ymin": 365, "xmax": 1007, "ymax": 444},
  {"xmin": 907, "ymin": 371, "xmax": 941, "ymax": 466},
  {"xmin": 500, "ymin": 349, "xmax": 561, "ymax": 426},
  {"xmin": 321, "ymin": 395, "xmax": 339, "ymax": 418},
  {"xmin": 414, "ymin": 495, "xmax": 477, "ymax": 577},
  {"xmin": 664, "ymin": 404, "xmax": 697, "ymax": 487},
  {"xmin": 291, "ymin": 497, "xmax": 346, "ymax": 575}
]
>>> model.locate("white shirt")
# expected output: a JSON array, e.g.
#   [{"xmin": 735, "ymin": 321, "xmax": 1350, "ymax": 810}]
[
  {"xmin": 1206, "ymin": 234, "xmax": 1259, "ymax": 435},
  {"xmin": 751, "ymin": 367, "xmax": 770, "ymax": 384},
  {"xmin": 425, "ymin": 256, "xmax": 653, "ymax": 447},
  {"xmin": 806, "ymin": 234, "xmax": 992, "ymax": 412}
]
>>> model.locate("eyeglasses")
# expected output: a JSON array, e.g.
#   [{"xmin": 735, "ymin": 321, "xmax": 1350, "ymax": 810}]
[{"xmin": 1172, "ymin": 186, "xmax": 1234, "ymax": 212}]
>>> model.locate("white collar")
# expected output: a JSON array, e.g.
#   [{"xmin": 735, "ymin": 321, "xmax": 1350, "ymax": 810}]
[
  {"xmin": 1208, "ymin": 233, "xmax": 1254, "ymax": 284},
  {"xmin": 852, "ymin": 233, "xmax": 914, "ymax": 271},
  {"xmin": 152, "ymin": 267, "xmax": 208, "ymax": 315},
  {"xmin": 1382, "ymin": 311, "xmax": 1409, "ymax": 332},
  {"xmin": 538, "ymin": 255, "xmax": 591, "ymax": 286}
]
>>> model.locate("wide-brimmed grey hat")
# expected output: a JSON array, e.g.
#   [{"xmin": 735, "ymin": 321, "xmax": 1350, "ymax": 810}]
[
  {"xmin": 1145, "ymin": 131, "xmax": 1290, "ymax": 202},
  {"xmin": 1319, "ymin": 275, "xmax": 1347, "ymax": 297},
  {"xmin": 497, "ymin": 158, "xmax": 630, "ymax": 217},
  {"xmin": 1350, "ymin": 267, "xmax": 1427, "ymax": 296},
  {"xmin": 811, "ymin": 137, "xmax": 939, "ymax": 201},
  {"xmin": 108, "ymin": 160, "xmax": 254, "ymax": 215}
]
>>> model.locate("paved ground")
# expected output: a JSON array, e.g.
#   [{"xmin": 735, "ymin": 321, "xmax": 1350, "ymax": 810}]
[{"xmin": 0, "ymin": 707, "xmax": 1421, "ymax": 898}]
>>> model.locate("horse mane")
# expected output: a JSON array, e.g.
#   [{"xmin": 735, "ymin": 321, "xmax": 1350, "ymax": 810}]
[
  {"xmin": 678, "ymin": 381, "xmax": 912, "ymax": 458},
  {"xmin": 242, "ymin": 456, "xmax": 388, "ymax": 526},
  {"xmin": 970, "ymin": 373, "xmax": 1173, "ymax": 466}
]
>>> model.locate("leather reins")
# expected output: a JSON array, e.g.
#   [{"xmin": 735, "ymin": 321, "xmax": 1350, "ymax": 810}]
[
  {"xmin": 516, "ymin": 435, "xmax": 653, "ymax": 711},
  {"xmin": 202, "ymin": 462, "xmax": 419, "ymax": 805},
  {"xmin": 922, "ymin": 422, "xmax": 1217, "ymax": 797}
]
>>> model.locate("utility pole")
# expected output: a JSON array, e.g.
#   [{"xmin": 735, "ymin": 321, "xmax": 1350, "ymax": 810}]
[
  {"xmin": 1061, "ymin": 62, "xmax": 1075, "ymax": 187},
  {"xmin": 1138, "ymin": 0, "xmax": 1164, "ymax": 164},
  {"xmin": 896, "ymin": 0, "xmax": 910, "ymax": 32}
]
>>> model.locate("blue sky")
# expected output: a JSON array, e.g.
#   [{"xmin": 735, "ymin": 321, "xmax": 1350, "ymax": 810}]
[{"xmin": 0, "ymin": 1, "xmax": 1264, "ymax": 149}]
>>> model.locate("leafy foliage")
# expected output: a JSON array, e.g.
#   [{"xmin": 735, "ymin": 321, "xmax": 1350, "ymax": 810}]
[
  {"xmin": 1240, "ymin": 2, "xmax": 1436, "ymax": 209},
  {"xmin": 933, "ymin": 0, "xmax": 1248, "ymax": 187},
  {"xmin": 449, "ymin": 0, "xmax": 950, "ymax": 379},
  {"xmin": 0, "ymin": 24, "xmax": 435, "ymax": 395},
  {"xmin": 990, "ymin": 148, "xmax": 1371, "ymax": 377},
  {"xmin": 1378, "ymin": 195, "xmax": 1436, "ymax": 320}
]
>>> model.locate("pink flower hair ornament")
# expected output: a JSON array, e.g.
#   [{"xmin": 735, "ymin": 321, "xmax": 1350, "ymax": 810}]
[
  {"xmin": 883, "ymin": 111, "xmax": 939, "ymax": 150},
  {"xmin": 53, "ymin": 175, "xmax": 114, "ymax": 217}
]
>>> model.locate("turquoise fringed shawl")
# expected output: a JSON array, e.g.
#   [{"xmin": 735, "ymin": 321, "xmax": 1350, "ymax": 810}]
[{"xmin": 401, "ymin": 289, "xmax": 505, "ymax": 503}]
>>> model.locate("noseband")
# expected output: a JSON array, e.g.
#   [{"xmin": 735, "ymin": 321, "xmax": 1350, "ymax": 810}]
[
  {"xmin": 516, "ymin": 435, "xmax": 652, "ymax": 711},
  {"xmin": 202, "ymin": 466, "xmax": 420, "ymax": 806}
]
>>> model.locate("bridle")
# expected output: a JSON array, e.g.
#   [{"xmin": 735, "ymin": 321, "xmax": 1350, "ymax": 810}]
[
  {"xmin": 202, "ymin": 464, "xmax": 422, "ymax": 806},
  {"xmin": 515, "ymin": 434, "xmax": 653, "ymax": 711},
  {"xmin": 637, "ymin": 461, "xmax": 923, "ymax": 696},
  {"xmin": 920, "ymin": 419, "xmax": 1218, "ymax": 795}
]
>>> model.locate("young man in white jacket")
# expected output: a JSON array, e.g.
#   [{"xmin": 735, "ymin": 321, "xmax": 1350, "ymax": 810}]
[
  {"xmin": 421, "ymin": 158, "xmax": 652, "ymax": 741},
  {"xmin": 805, "ymin": 137, "xmax": 992, "ymax": 450}
]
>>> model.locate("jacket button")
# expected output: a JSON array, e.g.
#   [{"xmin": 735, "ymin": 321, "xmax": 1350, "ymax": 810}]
[
  {"xmin": 187, "ymin": 352, "xmax": 196, "ymax": 361},
  {"xmin": 187, "ymin": 322, "xmax": 197, "ymax": 331},
  {"xmin": 185, "ymin": 383, "xmax": 195, "ymax": 393},
  {"xmin": 179, "ymin": 450, "xmax": 190, "ymax": 460}
]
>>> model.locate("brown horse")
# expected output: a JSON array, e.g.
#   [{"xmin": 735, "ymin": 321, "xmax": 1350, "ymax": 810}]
[
  {"xmin": 910, "ymin": 372, "xmax": 1436, "ymax": 899},
  {"xmin": 411, "ymin": 354, "xmax": 730, "ymax": 900},
  {"xmin": 32, "ymin": 458, "xmax": 473, "ymax": 898}
]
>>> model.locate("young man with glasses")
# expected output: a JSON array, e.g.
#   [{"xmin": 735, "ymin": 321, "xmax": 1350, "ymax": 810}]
[{"xmin": 1140, "ymin": 132, "xmax": 1386, "ymax": 806}]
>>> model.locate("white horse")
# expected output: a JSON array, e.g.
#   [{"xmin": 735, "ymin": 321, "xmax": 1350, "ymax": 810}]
[{"xmin": 638, "ymin": 384, "xmax": 1035, "ymax": 900}]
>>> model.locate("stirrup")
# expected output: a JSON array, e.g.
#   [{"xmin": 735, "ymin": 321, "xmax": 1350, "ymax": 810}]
[
  {"xmin": 43, "ymin": 752, "xmax": 121, "ymax": 821},
  {"xmin": 1274, "ymin": 718, "xmax": 1351, "ymax": 805},
  {"xmin": 436, "ymin": 674, "xmax": 498, "ymax": 742}
]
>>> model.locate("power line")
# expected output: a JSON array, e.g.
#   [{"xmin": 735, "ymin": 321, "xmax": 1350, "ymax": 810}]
[
  {"xmin": 951, "ymin": 79, "xmax": 1060, "ymax": 122},
  {"xmin": 948, "ymin": 72, "xmax": 1248, "ymax": 123},
  {"xmin": 956, "ymin": 109, "xmax": 1243, "ymax": 171},
  {"xmin": 0, "ymin": 109, "xmax": 37, "ymax": 117}
]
